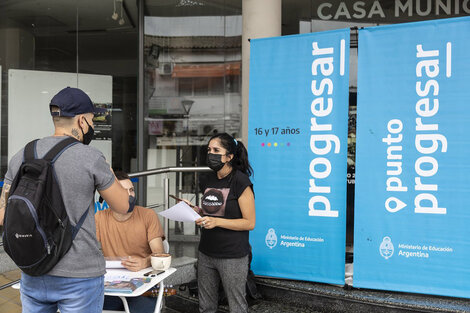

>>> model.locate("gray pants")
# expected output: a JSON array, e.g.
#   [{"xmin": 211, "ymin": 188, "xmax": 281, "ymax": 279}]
[{"xmin": 198, "ymin": 252, "xmax": 249, "ymax": 313}]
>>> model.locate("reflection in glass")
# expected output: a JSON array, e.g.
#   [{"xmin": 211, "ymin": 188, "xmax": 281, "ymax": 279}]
[{"xmin": 144, "ymin": 1, "xmax": 242, "ymax": 257}]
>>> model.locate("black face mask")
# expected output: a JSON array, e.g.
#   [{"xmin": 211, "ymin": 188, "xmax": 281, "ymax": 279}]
[
  {"xmin": 81, "ymin": 118, "xmax": 94, "ymax": 145},
  {"xmin": 207, "ymin": 153, "xmax": 225, "ymax": 172},
  {"xmin": 127, "ymin": 195, "xmax": 136, "ymax": 213}
]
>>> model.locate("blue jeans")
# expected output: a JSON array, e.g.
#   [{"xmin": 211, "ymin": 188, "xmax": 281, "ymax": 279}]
[
  {"xmin": 20, "ymin": 273, "xmax": 104, "ymax": 313},
  {"xmin": 103, "ymin": 295, "xmax": 157, "ymax": 313}
]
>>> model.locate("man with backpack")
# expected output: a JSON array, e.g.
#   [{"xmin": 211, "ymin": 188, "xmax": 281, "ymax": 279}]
[{"xmin": 0, "ymin": 87, "xmax": 133, "ymax": 313}]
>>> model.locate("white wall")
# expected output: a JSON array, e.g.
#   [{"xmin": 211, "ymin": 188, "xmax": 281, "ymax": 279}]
[{"xmin": 8, "ymin": 69, "xmax": 112, "ymax": 162}]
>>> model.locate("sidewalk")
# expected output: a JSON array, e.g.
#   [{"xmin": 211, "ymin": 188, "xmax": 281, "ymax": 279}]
[{"xmin": 0, "ymin": 269, "xmax": 21, "ymax": 313}]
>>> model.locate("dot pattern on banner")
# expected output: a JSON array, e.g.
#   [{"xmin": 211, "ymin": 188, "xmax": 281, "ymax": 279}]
[{"xmin": 260, "ymin": 142, "xmax": 291, "ymax": 147}]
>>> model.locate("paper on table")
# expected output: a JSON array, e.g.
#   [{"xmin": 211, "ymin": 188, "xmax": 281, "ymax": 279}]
[
  {"xmin": 105, "ymin": 257, "xmax": 126, "ymax": 269},
  {"xmin": 158, "ymin": 201, "xmax": 201, "ymax": 222}
]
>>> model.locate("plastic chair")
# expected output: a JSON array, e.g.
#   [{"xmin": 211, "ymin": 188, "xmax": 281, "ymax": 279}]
[{"xmin": 163, "ymin": 239, "xmax": 170, "ymax": 254}]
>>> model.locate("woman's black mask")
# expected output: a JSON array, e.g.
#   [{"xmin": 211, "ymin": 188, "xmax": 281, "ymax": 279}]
[{"xmin": 207, "ymin": 153, "xmax": 225, "ymax": 172}]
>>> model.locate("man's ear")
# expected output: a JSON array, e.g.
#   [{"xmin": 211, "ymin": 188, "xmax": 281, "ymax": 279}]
[
  {"xmin": 78, "ymin": 114, "xmax": 88, "ymax": 129},
  {"xmin": 76, "ymin": 114, "xmax": 83, "ymax": 128}
]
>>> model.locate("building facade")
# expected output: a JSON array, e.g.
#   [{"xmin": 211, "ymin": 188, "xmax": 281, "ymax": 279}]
[{"xmin": 0, "ymin": 0, "xmax": 468, "ymax": 252}]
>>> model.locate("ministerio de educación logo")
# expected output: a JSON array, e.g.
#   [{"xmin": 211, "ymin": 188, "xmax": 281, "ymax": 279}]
[
  {"xmin": 265, "ymin": 228, "xmax": 278, "ymax": 249},
  {"xmin": 379, "ymin": 236, "xmax": 394, "ymax": 259}
]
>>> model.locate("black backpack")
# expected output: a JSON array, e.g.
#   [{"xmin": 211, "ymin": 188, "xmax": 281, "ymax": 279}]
[{"xmin": 3, "ymin": 137, "xmax": 88, "ymax": 276}]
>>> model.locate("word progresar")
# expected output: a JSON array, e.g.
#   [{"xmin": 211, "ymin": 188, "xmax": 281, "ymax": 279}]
[
  {"xmin": 308, "ymin": 41, "xmax": 341, "ymax": 218},
  {"xmin": 383, "ymin": 43, "xmax": 449, "ymax": 215},
  {"xmin": 414, "ymin": 44, "xmax": 448, "ymax": 214}
]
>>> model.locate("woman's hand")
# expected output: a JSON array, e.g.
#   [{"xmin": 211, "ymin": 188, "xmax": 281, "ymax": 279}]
[
  {"xmin": 180, "ymin": 199, "xmax": 193, "ymax": 207},
  {"xmin": 180, "ymin": 199, "xmax": 202, "ymax": 214},
  {"xmin": 196, "ymin": 216, "xmax": 217, "ymax": 229}
]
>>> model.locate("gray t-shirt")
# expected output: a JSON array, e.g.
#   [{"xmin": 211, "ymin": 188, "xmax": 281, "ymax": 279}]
[{"xmin": 5, "ymin": 136, "xmax": 114, "ymax": 278}]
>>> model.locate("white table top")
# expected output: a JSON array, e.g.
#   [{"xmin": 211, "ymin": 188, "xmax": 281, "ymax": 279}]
[{"xmin": 104, "ymin": 267, "xmax": 176, "ymax": 297}]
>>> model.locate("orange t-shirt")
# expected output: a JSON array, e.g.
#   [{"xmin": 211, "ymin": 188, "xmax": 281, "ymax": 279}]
[{"xmin": 95, "ymin": 206, "xmax": 164, "ymax": 258}]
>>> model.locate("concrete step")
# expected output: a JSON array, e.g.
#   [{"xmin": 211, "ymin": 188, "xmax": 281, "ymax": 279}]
[
  {"xmin": 255, "ymin": 277, "xmax": 470, "ymax": 313},
  {"xmin": 166, "ymin": 274, "xmax": 470, "ymax": 313},
  {"xmin": 165, "ymin": 283, "xmax": 322, "ymax": 313},
  {"xmin": 165, "ymin": 292, "xmax": 322, "ymax": 313},
  {"xmin": 165, "ymin": 256, "xmax": 197, "ymax": 286}
]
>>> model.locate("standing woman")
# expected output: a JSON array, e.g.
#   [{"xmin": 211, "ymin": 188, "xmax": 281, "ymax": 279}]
[{"xmin": 194, "ymin": 132, "xmax": 255, "ymax": 313}]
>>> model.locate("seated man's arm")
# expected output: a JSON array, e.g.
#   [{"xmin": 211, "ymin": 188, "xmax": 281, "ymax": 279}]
[
  {"xmin": 121, "ymin": 238, "xmax": 164, "ymax": 271},
  {"xmin": 149, "ymin": 237, "xmax": 164, "ymax": 254}
]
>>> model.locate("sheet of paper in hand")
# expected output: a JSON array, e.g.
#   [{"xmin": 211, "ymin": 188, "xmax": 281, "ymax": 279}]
[{"xmin": 158, "ymin": 202, "xmax": 201, "ymax": 222}]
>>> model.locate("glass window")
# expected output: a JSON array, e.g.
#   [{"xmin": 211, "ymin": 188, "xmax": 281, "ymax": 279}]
[
  {"xmin": 210, "ymin": 77, "xmax": 224, "ymax": 95},
  {"xmin": 0, "ymin": 1, "xmax": 138, "ymax": 232},
  {"xmin": 144, "ymin": 0, "xmax": 242, "ymax": 257},
  {"xmin": 226, "ymin": 75, "xmax": 240, "ymax": 93},
  {"xmin": 193, "ymin": 77, "xmax": 209, "ymax": 96},
  {"xmin": 178, "ymin": 78, "xmax": 193, "ymax": 96}
]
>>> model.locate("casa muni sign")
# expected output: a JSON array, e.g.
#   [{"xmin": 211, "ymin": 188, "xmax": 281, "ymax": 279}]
[{"xmin": 314, "ymin": 0, "xmax": 470, "ymax": 21}]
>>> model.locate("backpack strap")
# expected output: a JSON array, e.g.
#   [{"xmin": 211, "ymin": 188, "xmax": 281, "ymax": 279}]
[
  {"xmin": 71, "ymin": 209, "xmax": 89, "ymax": 240},
  {"xmin": 43, "ymin": 137, "xmax": 80, "ymax": 163},
  {"xmin": 23, "ymin": 139, "xmax": 40, "ymax": 162},
  {"xmin": 43, "ymin": 137, "xmax": 83, "ymax": 238}
]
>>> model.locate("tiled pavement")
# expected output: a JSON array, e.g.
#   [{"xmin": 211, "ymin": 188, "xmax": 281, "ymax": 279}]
[{"xmin": 0, "ymin": 269, "xmax": 21, "ymax": 313}]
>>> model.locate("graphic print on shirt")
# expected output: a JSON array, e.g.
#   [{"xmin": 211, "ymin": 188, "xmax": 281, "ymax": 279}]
[{"xmin": 201, "ymin": 188, "xmax": 230, "ymax": 216}]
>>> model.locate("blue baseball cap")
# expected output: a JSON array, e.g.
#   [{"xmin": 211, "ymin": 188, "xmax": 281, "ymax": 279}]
[{"xmin": 50, "ymin": 87, "xmax": 106, "ymax": 117}]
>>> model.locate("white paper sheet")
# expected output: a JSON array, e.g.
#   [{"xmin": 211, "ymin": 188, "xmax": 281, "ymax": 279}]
[
  {"xmin": 105, "ymin": 257, "xmax": 126, "ymax": 269},
  {"xmin": 158, "ymin": 202, "xmax": 201, "ymax": 222}
]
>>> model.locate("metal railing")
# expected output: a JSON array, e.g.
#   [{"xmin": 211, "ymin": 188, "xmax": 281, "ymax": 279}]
[
  {"xmin": 0, "ymin": 166, "xmax": 211, "ymax": 290},
  {"xmin": 129, "ymin": 166, "xmax": 211, "ymax": 239}
]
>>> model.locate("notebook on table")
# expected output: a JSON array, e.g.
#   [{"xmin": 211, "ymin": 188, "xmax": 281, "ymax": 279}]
[{"xmin": 104, "ymin": 277, "xmax": 151, "ymax": 294}]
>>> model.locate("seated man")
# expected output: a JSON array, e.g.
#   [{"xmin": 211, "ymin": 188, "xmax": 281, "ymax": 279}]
[{"xmin": 95, "ymin": 171, "xmax": 165, "ymax": 313}]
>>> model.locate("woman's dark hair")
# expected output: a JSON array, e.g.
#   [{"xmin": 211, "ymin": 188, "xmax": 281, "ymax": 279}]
[
  {"xmin": 208, "ymin": 133, "xmax": 253, "ymax": 177},
  {"xmin": 114, "ymin": 170, "xmax": 130, "ymax": 181}
]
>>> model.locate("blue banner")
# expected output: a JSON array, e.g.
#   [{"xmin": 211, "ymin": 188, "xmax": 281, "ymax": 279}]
[
  {"xmin": 248, "ymin": 30, "xmax": 350, "ymax": 284},
  {"xmin": 355, "ymin": 17, "xmax": 470, "ymax": 298}
]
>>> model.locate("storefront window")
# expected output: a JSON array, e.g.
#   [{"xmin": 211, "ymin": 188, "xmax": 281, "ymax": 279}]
[
  {"xmin": 144, "ymin": 0, "xmax": 242, "ymax": 256},
  {"xmin": 0, "ymin": 1, "xmax": 138, "ymax": 231}
]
